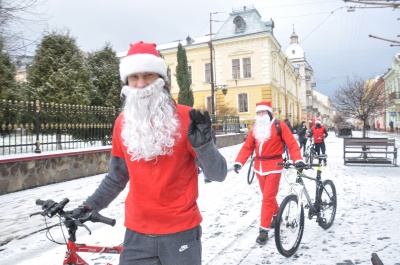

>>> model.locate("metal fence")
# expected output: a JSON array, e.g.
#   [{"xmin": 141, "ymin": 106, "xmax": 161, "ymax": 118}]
[
  {"xmin": 211, "ymin": 115, "xmax": 241, "ymax": 135},
  {"xmin": 0, "ymin": 100, "xmax": 241, "ymax": 156},
  {"xmin": 0, "ymin": 100, "xmax": 116, "ymax": 155}
]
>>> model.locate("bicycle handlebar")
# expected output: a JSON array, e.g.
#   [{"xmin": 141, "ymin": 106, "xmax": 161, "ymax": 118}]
[
  {"xmin": 277, "ymin": 161, "xmax": 321, "ymax": 169},
  {"xmin": 33, "ymin": 198, "xmax": 116, "ymax": 227}
]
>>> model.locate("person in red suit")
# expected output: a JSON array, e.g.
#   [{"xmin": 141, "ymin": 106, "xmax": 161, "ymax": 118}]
[
  {"xmin": 82, "ymin": 41, "xmax": 227, "ymax": 265},
  {"xmin": 233, "ymin": 101, "xmax": 303, "ymax": 245},
  {"xmin": 310, "ymin": 118, "xmax": 328, "ymax": 166}
]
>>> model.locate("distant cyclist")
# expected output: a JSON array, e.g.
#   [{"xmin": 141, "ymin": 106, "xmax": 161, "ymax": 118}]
[{"xmin": 309, "ymin": 118, "xmax": 328, "ymax": 166}]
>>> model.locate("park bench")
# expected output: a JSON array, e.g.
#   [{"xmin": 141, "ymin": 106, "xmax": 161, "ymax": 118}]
[{"xmin": 343, "ymin": 137, "xmax": 397, "ymax": 166}]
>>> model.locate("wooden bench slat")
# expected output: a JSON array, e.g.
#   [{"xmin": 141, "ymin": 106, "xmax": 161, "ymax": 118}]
[{"xmin": 344, "ymin": 151, "xmax": 396, "ymax": 154}]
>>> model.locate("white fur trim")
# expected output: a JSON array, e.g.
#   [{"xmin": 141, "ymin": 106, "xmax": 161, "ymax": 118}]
[
  {"xmin": 119, "ymin": 53, "xmax": 167, "ymax": 83},
  {"xmin": 315, "ymin": 119, "xmax": 322, "ymax": 124},
  {"xmin": 255, "ymin": 105, "xmax": 272, "ymax": 113}
]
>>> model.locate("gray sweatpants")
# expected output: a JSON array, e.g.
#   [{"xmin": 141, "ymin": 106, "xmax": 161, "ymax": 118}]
[{"xmin": 119, "ymin": 225, "xmax": 202, "ymax": 265}]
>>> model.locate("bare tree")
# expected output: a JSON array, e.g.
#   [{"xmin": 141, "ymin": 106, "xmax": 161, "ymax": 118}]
[
  {"xmin": 331, "ymin": 75, "xmax": 385, "ymax": 138},
  {"xmin": 0, "ymin": 0, "xmax": 47, "ymax": 56}
]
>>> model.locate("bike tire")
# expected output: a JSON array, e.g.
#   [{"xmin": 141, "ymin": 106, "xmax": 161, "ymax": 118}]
[
  {"xmin": 247, "ymin": 157, "xmax": 256, "ymax": 185},
  {"xmin": 308, "ymin": 147, "xmax": 315, "ymax": 164},
  {"xmin": 274, "ymin": 194, "xmax": 304, "ymax": 257},
  {"xmin": 318, "ymin": 179, "xmax": 337, "ymax": 229}
]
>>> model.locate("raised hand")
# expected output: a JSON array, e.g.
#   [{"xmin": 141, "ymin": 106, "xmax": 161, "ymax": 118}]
[{"xmin": 188, "ymin": 109, "xmax": 213, "ymax": 148}]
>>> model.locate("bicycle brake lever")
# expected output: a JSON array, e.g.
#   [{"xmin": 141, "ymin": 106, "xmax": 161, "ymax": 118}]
[
  {"xmin": 30, "ymin": 211, "xmax": 44, "ymax": 217},
  {"xmin": 80, "ymin": 223, "xmax": 92, "ymax": 235}
]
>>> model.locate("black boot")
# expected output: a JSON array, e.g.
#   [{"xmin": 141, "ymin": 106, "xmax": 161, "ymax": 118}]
[{"xmin": 256, "ymin": 229, "xmax": 269, "ymax": 245}]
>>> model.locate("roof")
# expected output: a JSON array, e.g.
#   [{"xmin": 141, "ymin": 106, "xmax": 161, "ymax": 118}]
[
  {"xmin": 117, "ymin": 36, "xmax": 210, "ymax": 58},
  {"xmin": 213, "ymin": 6, "xmax": 274, "ymax": 41}
]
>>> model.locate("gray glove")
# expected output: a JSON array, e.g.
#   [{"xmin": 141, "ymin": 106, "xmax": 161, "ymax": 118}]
[
  {"xmin": 234, "ymin": 164, "xmax": 242, "ymax": 174},
  {"xmin": 188, "ymin": 109, "xmax": 213, "ymax": 148}
]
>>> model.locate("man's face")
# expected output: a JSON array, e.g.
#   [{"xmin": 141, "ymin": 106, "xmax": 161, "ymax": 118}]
[{"xmin": 127, "ymin": 72, "xmax": 159, "ymax": 88}]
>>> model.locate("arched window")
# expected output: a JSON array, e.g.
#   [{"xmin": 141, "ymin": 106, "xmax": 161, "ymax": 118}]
[{"xmin": 233, "ymin": 16, "xmax": 246, "ymax": 34}]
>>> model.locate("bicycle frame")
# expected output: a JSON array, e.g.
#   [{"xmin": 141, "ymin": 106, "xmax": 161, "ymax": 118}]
[
  {"xmin": 64, "ymin": 241, "xmax": 123, "ymax": 265},
  {"xmin": 283, "ymin": 165, "xmax": 325, "ymax": 223},
  {"xmin": 63, "ymin": 219, "xmax": 123, "ymax": 265}
]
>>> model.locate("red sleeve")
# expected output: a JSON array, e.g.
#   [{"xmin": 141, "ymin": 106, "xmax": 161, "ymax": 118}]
[
  {"xmin": 111, "ymin": 114, "xmax": 125, "ymax": 159},
  {"xmin": 235, "ymin": 130, "xmax": 255, "ymax": 165}
]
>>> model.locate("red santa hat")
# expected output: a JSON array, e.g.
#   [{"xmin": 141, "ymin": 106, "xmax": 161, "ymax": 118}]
[
  {"xmin": 255, "ymin": 101, "xmax": 272, "ymax": 113},
  {"xmin": 315, "ymin": 118, "xmax": 322, "ymax": 124},
  {"xmin": 119, "ymin": 41, "xmax": 167, "ymax": 84}
]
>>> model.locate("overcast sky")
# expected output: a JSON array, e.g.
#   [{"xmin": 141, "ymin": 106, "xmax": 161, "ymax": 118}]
[{"xmin": 25, "ymin": 0, "xmax": 400, "ymax": 97}]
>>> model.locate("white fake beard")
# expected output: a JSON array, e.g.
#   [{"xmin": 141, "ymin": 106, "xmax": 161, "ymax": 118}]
[
  {"xmin": 253, "ymin": 114, "xmax": 272, "ymax": 143},
  {"xmin": 120, "ymin": 78, "xmax": 181, "ymax": 162}
]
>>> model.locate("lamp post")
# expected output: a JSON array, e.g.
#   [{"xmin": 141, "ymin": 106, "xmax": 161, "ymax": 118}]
[
  {"xmin": 208, "ymin": 12, "xmax": 224, "ymax": 117},
  {"xmin": 209, "ymin": 13, "xmax": 215, "ymax": 117}
]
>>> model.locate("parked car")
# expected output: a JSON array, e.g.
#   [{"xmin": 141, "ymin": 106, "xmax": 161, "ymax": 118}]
[{"xmin": 335, "ymin": 123, "xmax": 352, "ymax": 137}]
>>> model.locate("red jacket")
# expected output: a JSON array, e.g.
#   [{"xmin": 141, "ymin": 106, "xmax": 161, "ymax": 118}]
[
  {"xmin": 111, "ymin": 104, "xmax": 201, "ymax": 234},
  {"xmin": 235, "ymin": 119, "xmax": 302, "ymax": 175},
  {"xmin": 311, "ymin": 125, "xmax": 328, "ymax": 143}
]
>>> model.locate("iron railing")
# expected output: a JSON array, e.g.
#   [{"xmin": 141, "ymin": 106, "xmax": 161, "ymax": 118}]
[
  {"xmin": 0, "ymin": 100, "xmax": 242, "ymax": 155},
  {"xmin": 0, "ymin": 100, "xmax": 116, "ymax": 155},
  {"xmin": 211, "ymin": 115, "xmax": 241, "ymax": 135}
]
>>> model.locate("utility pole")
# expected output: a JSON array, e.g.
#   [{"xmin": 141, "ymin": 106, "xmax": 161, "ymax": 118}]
[{"xmin": 209, "ymin": 12, "xmax": 216, "ymax": 117}]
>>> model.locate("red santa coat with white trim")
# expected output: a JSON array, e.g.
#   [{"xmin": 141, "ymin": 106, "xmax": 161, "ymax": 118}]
[{"xmin": 235, "ymin": 119, "xmax": 302, "ymax": 175}]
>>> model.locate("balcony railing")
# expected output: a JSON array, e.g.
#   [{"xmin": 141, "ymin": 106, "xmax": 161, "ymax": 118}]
[{"xmin": 389, "ymin": 92, "xmax": 400, "ymax": 105}]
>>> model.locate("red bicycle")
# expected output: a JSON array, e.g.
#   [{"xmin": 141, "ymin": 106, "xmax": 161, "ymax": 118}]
[{"xmin": 31, "ymin": 198, "xmax": 123, "ymax": 265}]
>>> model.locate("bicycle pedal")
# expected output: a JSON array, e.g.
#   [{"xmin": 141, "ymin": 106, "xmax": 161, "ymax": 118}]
[{"xmin": 318, "ymin": 218, "xmax": 327, "ymax": 225}]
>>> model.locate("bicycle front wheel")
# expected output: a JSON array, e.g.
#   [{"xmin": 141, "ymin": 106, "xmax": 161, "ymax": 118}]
[
  {"xmin": 247, "ymin": 157, "xmax": 256, "ymax": 185},
  {"xmin": 275, "ymin": 194, "xmax": 304, "ymax": 257},
  {"xmin": 318, "ymin": 179, "xmax": 337, "ymax": 229}
]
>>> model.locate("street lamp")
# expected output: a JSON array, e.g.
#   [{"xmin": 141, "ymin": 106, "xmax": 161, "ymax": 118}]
[{"xmin": 215, "ymin": 85, "xmax": 228, "ymax": 95}]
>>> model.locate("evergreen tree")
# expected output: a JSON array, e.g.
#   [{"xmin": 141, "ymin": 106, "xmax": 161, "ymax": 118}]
[
  {"xmin": 26, "ymin": 30, "xmax": 93, "ymax": 105},
  {"xmin": 0, "ymin": 39, "xmax": 17, "ymax": 100},
  {"xmin": 87, "ymin": 43, "xmax": 122, "ymax": 109},
  {"xmin": 175, "ymin": 43, "xmax": 193, "ymax": 107}
]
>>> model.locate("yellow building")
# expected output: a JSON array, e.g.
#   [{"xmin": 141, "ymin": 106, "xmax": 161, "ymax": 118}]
[{"xmin": 156, "ymin": 6, "xmax": 302, "ymax": 129}]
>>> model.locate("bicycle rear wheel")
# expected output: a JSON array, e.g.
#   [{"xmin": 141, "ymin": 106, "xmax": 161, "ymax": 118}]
[
  {"xmin": 275, "ymin": 194, "xmax": 304, "ymax": 257},
  {"xmin": 247, "ymin": 157, "xmax": 256, "ymax": 184},
  {"xmin": 318, "ymin": 179, "xmax": 337, "ymax": 229},
  {"xmin": 308, "ymin": 146, "xmax": 315, "ymax": 164}
]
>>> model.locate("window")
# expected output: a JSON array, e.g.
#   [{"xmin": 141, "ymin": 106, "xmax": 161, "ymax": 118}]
[
  {"xmin": 238, "ymin": 93, "xmax": 248, "ymax": 113},
  {"xmin": 167, "ymin": 68, "xmax": 172, "ymax": 86},
  {"xmin": 243, "ymin": 57, "xmax": 251, "ymax": 78},
  {"xmin": 233, "ymin": 16, "xmax": 246, "ymax": 34},
  {"xmin": 232, "ymin": 59, "xmax": 240, "ymax": 79},
  {"xmin": 188, "ymin": 65, "xmax": 192, "ymax": 84},
  {"xmin": 205, "ymin": 63, "xmax": 211, "ymax": 83},
  {"xmin": 206, "ymin": 96, "xmax": 213, "ymax": 113}
]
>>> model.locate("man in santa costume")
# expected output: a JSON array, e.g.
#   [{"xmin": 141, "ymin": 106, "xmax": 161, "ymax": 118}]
[
  {"xmin": 309, "ymin": 118, "xmax": 328, "ymax": 166},
  {"xmin": 82, "ymin": 41, "xmax": 227, "ymax": 265},
  {"xmin": 233, "ymin": 101, "xmax": 303, "ymax": 245}
]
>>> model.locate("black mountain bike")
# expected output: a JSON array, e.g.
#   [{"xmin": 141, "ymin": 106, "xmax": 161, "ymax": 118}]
[{"xmin": 274, "ymin": 156, "xmax": 337, "ymax": 257}]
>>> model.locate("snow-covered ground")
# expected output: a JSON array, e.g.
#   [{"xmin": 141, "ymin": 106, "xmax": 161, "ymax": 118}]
[{"xmin": 1, "ymin": 130, "xmax": 400, "ymax": 265}]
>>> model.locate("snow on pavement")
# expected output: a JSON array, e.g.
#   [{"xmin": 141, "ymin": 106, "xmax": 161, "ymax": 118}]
[{"xmin": 0, "ymin": 130, "xmax": 400, "ymax": 265}]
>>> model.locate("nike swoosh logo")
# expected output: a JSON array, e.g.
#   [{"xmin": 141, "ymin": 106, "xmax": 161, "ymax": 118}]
[{"xmin": 179, "ymin": 245, "xmax": 189, "ymax": 252}]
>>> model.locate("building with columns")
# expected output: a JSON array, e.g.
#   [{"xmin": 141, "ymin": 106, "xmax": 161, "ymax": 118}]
[
  {"xmin": 383, "ymin": 53, "xmax": 400, "ymax": 131},
  {"xmin": 284, "ymin": 27, "xmax": 331, "ymax": 125}
]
